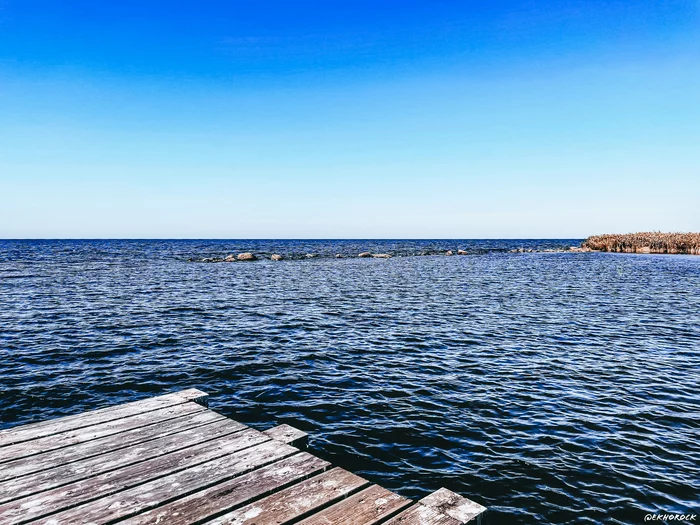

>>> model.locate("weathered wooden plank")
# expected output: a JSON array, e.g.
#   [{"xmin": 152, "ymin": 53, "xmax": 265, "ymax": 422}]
[
  {"xmin": 30, "ymin": 440, "xmax": 300, "ymax": 525},
  {"xmin": 0, "ymin": 389, "xmax": 208, "ymax": 447},
  {"xmin": 0, "ymin": 402, "xmax": 207, "ymax": 465},
  {"xmin": 0, "ymin": 418, "xmax": 246, "ymax": 504},
  {"xmin": 0, "ymin": 429, "xmax": 271, "ymax": 524},
  {"xmin": 0, "ymin": 408, "xmax": 226, "ymax": 483},
  {"xmin": 0, "ymin": 389, "xmax": 489, "ymax": 525},
  {"xmin": 264, "ymin": 424, "xmax": 309, "ymax": 447},
  {"xmin": 297, "ymin": 484, "xmax": 412, "ymax": 525},
  {"xmin": 206, "ymin": 467, "xmax": 370, "ymax": 525},
  {"xmin": 419, "ymin": 488, "xmax": 487, "ymax": 524},
  {"xmin": 85, "ymin": 452, "xmax": 327, "ymax": 525},
  {"xmin": 383, "ymin": 504, "xmax": 462, "ymax": 525}
]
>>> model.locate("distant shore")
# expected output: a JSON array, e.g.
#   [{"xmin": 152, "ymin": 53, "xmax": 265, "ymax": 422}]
[
  {"xmin": 186, "ymin": 233, "xmax": 700, "ymax": 262},
  {"xmin": 582, "ymin": 232, "xmax": 700, "ymax": 255}
]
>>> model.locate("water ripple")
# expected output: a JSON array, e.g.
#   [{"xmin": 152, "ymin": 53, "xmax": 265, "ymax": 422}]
[{"xmin": 1, "ymin": 239, "xmax": 699, "ymax": 524}]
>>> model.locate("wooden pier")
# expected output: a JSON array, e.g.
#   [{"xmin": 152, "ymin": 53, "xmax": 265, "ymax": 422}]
[{"xmin": 0, "ymin": 389, "xmax": 487, "ymax": 524}]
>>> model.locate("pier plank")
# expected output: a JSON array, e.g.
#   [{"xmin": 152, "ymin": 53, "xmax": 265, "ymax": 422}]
[
  {"xmin": 0, "ymin": 429, "xmax": 271, "ymax": 524},
  {"xmin": 0, "ymin": 389, "xmax": 207, "ymax": 447},
  {"xmin": 383, "ymin": 504, "xmax": 462, "ymax": 525},
  {"xmin": 0, "ymin": 409, "xmax": 226, "ymax": 483},
  {"xmin": 0, "ymin": 402, "xmax": 207, "ymax": 464},
  {"xmin": 264, "ymin": 423, "xmax": 309, "ymax": 448},
  {"xmin": 297, "ymin": 484, "xmax": 412, "ymax": 525},
  {"xmin": 206, "ymin": 467, "xmax": 370, "ymax": 525},
  {"xmin": 95, "ymin": 452, "xmax": 328, "ymax": 525},
  {"xmin": 0, "ymin": 418, "xmax": 245, "ymax": 504},
  {"xmin": 418, "ymin": 488, "xmax": 486, "ymax": 524},
  {"xmin": 30, "ymin": 440, "xmax": 299, "ymax": 525}
]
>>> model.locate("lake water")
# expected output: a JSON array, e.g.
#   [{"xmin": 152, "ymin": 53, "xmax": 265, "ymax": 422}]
[{"xmin": 1, "ymin": 240, "xmax": 698, "ymax": 524}]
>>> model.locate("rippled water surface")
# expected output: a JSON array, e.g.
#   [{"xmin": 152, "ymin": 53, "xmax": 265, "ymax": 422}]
[{"xmin": 1, "ymin": 240, "xmax": 699, "ymax": 524}]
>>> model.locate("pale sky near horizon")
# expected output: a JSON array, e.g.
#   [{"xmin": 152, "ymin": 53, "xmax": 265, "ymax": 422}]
[{"xmin": 1, "ymin": 1, "xmax": 699, "ymax": 238}]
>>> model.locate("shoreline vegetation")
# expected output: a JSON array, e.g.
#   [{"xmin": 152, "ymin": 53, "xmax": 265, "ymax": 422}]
[
  {"xmin": 582, "ymin": 232, "xmax": 700, "ymax": 255},
  {"xmin": 189, "ymin": 232, "xmax": 700, "ymax": 262}
]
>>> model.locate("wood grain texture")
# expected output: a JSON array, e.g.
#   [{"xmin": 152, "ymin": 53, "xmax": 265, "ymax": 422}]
[
  {"xmin": 0, "ymin": 409, "xmax": 225, "ymax": 483},
  {"xmin": 31, "ymin": 440, "xmax": 299, "ymax": 525},
  {"xmin": 0, "ymin": 403, "xmax": 207, "ymax": 465},
  {"xmin": 297, "ymin": 484, "xmax": 412, "ymax": 525},
  {"xmin": 117, "ymin": 452, "xmax": 329, "ymax": 525},
  {"xmin": 0, "ymin": 429, "xmax": 270, "ymax": 524},
  {"xmin": 419, "ymin": 488, "xmax": 487, "ymax": 524},
  {"xmin": 207, "ymin": 467, "xmax": 370, "ymax": 525},
  {"xmin": 0, "ymin": 389, "xmax": 207, "ymax": 448},
  {"xmin": 383, "ymin": 504, "xmax": 462, "ymax": 525},
  {"xmin": 0, "ymin": 418, "xmax": 245, "ymax": 504},
  {"xmin": 264, "ymin": 424, "xmax": 308, "ymax": 447}
]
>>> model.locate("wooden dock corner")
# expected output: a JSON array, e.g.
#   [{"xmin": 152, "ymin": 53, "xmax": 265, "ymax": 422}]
[{"xmin": 0, "ymin": 389, "xmax": 487, "ymax": 524}]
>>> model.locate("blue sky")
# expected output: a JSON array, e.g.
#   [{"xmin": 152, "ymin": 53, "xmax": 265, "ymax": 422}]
[{"xmin": 1, "ymin": 1, "xmax": 698, "ymax": 238}]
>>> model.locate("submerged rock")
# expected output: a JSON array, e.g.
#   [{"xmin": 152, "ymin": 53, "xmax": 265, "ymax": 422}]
[
  {"xmin": 372, "ymin": 253, "xmax": 392, "ymax": 258},
  {"xmin": 271, "ymin": 254, "xmax": 283, "ymax": 261},
  {"xmin": 358, "ymin": 252, "xmax": 372, "ymax": 258},
  {"xmin": 237, "ymin": 253, "xmax": 257, "ymax": 261}
]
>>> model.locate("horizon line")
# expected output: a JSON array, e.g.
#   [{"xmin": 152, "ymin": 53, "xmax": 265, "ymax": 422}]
[{"xmin": 0, "ymin": 237, "xmax": 587, "ymax": 241}]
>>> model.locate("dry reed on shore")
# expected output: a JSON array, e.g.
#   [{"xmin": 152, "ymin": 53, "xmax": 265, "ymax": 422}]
[{"xmin": 582, "ymin": 232, "xmax": 700, "ymax": 254}]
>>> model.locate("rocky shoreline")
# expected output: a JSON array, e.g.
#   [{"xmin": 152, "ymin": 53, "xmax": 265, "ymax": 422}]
[
  {"xmin": 187, "ymin": 233, "xmax": 700, "ymax": 262},
  {"xmin": 190, "ymin": 246, "xmax": 586, "ymax": 263}
]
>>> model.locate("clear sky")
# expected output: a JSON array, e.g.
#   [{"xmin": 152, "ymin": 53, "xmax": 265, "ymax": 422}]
[{"xmin": 1, "ymin": 1, "xmax": 699, "ymax": 238}]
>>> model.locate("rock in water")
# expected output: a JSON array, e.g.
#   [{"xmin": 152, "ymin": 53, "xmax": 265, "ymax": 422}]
[
  {"xmin": 358, "ymin": 252, "xmax": 372, "ymax": 258},
  {"xmin": 271, "ymin": 254, "xmax": 283, "ymax": 261},
  {"xmin": 445, "ymin": 250, "xmax": 454, "ymax": 256},
  {"xmin": 224, "ymin": 255, "xmax": 236, "ymax": 262},
  {"xmin": 372, "ymin": 253, "xmax": 392, "ymax": 258},
  {"xmin": 335, "ymin": 254, "xmax": 344, "ymax": 258},
  {"xmin": 457, "ymin": 249, "xmax": 468, "ymax": 255},
  {"xmin": 237, "ymin": 252, "xmax": 257, "ymax": 261},
  {"xmin": 305, "ymin": 253, "xmax": 316, "ymax": 258}
]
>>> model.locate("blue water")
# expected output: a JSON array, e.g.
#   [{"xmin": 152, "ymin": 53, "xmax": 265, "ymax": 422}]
[{"xmin": 1, "ymin": 240, "xmax": 699, "ymax": 524}]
